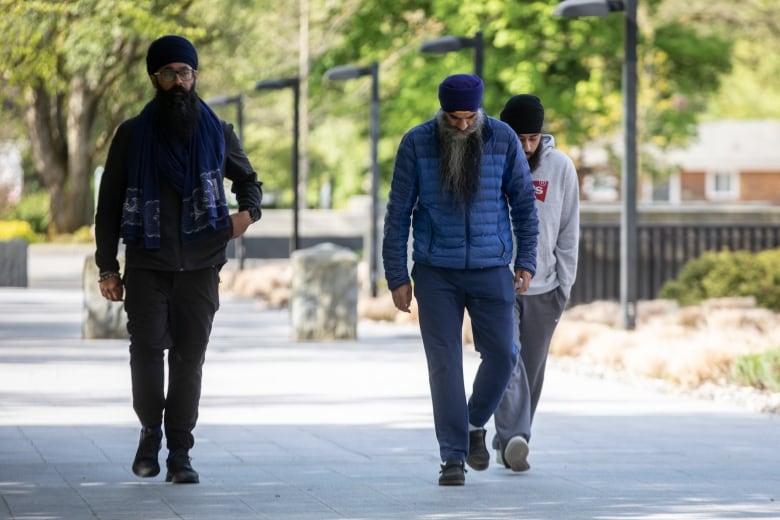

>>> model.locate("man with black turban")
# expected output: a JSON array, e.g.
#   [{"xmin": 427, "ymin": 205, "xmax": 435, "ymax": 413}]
[{"xmin": 95, "ymin": 35, "xmax": 263, "ymax": 484}]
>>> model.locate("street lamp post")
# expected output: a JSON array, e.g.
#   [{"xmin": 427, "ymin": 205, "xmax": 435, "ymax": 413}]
[
  {"xmin": 420, "ymin": 30, "xmax": 484, "ymax": 78},
  {"xmin": 254, "ymin": 77, "xmax": 301, "ymax": 254},
  {"xmin": 553, "ymin": 0, "xmax": 638, "ymax": 330},
  {"xmin": 206, "ymin": 93, "xmax": 247, "ymax": 269},
  {"xmin": 324, "ymin": 61, "xmax": 380, "ymax": 298}
]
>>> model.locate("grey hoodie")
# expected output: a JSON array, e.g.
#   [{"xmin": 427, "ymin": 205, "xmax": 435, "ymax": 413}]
[{"xmin": 524, "ymin": 134, "xmax": 580, "ymax": 298}]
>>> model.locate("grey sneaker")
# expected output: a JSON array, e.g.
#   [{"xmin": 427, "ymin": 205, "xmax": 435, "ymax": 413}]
[
  {"xmin": 495, "ymin": 444, "xmax": 508, "ymax": 468},
  {"xmin": 504, "ymin": 436, "xmax": 530, "ymax": 472},
  {"xmin": 466, "ymin": 428, "xmax": 489, "ymax": 471},
  {"xmin": 492, "ymin": 434, "xmax": 509, "ymax": 468}
]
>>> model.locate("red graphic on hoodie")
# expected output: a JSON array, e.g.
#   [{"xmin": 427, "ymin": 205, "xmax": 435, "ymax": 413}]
[{"xmin": 533, "ymin": 180, "xmax": 549, "ymax": 202}]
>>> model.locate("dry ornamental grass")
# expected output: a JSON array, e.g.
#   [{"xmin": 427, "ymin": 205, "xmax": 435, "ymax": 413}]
[
  {"xmin": 550, "ymin": 297, "xmax": 780, "ymax": 413},
  {"xmin": 221, "ymin": 263, "xmax": 780, "ymax": 413}
]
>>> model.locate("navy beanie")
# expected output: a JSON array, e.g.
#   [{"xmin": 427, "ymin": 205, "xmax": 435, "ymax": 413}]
[
  {"xmin": 438, "ymin": 74, "xmax": 484, "ymax": 112},
  {"xmin": 500, "ymin": 94, "xmax": 545, "ymax": 134},
  {"xmin": 146, "ymin": 35, "xmax": 198, "ymax": 75}
]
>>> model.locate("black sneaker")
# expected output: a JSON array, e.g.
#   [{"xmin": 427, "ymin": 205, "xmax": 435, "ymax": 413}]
[
  {"xmin": 466, "ymin": 428, "xmax": 489, "ymax": 471},
  {"xmin": 131, "ymin": 427, "xmax": 162, "ymax": 477},
  {"xmin": 165, "ymin": 450, "xmax": 199, "ymax": 484},
  {"xmin": 438, "ymin": 459, "xmax": 466, "ymax": 486}
]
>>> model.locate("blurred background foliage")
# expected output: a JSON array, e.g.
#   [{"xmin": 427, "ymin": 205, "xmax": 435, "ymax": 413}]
[{"xmin": 0, "ymin": 0, "xmax": 777, "ymax": 239}]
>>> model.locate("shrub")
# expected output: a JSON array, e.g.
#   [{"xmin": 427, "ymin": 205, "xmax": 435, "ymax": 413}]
[
  {"xmin": 731, "ymin": 349, "xmax": 780, "ymax": 392},
  {"xmin": 9, "ymin": 191, "xmax": 49, "ymax": 235},
  {"xmin": 754, "ymin": 249, "xmax": 780, "ymax": 311},
  {"xmin": 659, "ymin": 251, "xmax": 723, "ymax": 305},
  {"xmin": 0, "ymin": 219, "xmax": 40, "ymax": 242},
  {"xmin": 48, "ymin": 225, "xmax": 94, "ymax": 244},
  {"xmin": 659, "ymin": 248, "xmax": 780, "ymax": 312}
]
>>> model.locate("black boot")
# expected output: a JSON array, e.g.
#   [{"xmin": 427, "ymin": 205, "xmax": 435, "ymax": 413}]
[
  {"xmin": 131, "ymin": 427, "xmax": 162, "ymax": 477},
  {"xmin": 165, "ymin": 450, "xmax": 199, "ymax": 484},
  {"xmin": 466, "ymin": 428, "xmax": 489, "ymax": 470},
  {"xmin": 438, "ymin": 459, "xmax": 466, "ymax": 486}
]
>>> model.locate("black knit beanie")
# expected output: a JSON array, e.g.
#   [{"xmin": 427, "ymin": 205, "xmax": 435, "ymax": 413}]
[{"xmin": 500, "ymin": 94, "xmax": 545, "ymax": 134}]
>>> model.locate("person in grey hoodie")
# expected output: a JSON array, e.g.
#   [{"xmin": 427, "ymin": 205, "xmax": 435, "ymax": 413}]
[{"xmin": 491, "ymin": 94, "xmax": 580, "ymax": 472}]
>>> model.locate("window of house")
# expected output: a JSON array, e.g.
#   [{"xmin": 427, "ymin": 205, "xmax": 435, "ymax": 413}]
[{"xmin": 706, "ymin": 170, "xmax": 739, "ymax": 201}]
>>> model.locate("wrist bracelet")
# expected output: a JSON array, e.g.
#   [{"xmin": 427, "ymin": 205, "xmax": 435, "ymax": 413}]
[{"xmin": 98, "ymin": 272, "xmax": 120, "ymax": 283}]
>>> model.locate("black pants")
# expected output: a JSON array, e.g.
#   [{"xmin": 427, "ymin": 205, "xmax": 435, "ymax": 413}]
[{"xmin": 123, "ymin": 267, "xmax": 220, "ymax": 451}]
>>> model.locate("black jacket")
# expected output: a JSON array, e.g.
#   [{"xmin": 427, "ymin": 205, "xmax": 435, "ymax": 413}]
[{"xmin": 94, "ymin": 115, "xmax": 263, "ymax": 274}]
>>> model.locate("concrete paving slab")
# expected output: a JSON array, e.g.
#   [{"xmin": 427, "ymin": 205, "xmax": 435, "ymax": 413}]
[{"xmin": 1, "ymin": 249, "xmax": 779, "ymax": 519}]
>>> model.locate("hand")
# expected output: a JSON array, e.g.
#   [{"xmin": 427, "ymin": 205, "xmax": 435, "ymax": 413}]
[
  {"xmin": 391, "ymin": 283, "xmax": 413, "ymax": 313},
  {"xmin": 230, "ymin": 210, "xmax": 253, "ymax": 239},
  {"xmin": 99, "ymin": 275, "xmax": 124, "ymax": 302},
  {"xmin": 514, "ymin": 269, "xmax": 532, "ymax": 294}
]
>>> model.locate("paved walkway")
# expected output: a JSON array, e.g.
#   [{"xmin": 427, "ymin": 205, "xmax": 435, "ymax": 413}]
[{"xmin": 0, "ymin": 246, "xmax": 779, "ymax": 519}]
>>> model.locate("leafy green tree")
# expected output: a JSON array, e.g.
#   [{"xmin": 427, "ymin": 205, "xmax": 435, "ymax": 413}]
[
  {"xmin": 312, "ymin": 0, "xmax": 732, "ymax": 197},
  {"xmin": 202, "ymin": 0, "xmax": 368, "ymax": 210},
  {"xmin": 0, "ymin": 0, "xmax": 747, "ymax": 236},
  {"xmin": 660, "ymin": 0, "xmax": 780, "ymax": 119},
  {"xmin": 0, "ymin": 0, "xmax": 309, "ymax": 233},
  {"xmin": 0, "ymin": 0, "xmax": 206, "ymax": 234}
]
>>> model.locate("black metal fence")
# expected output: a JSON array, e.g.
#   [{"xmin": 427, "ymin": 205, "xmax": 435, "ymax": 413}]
[{"xmin": 570, "ymin": 223, "xmax": 780, "ymax": 306}]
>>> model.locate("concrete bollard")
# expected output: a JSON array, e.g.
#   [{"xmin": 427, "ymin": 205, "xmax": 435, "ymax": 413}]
[
  {"xmin": 0, "ymin": 239, "xmax": 28, "ymax": 287},
  {"xmin": 290, "ymin": 243, "xmax": 358, "ymax": 341},
  {"xmin": 82, "ymin": 256, "xmax": 128, "ymax": 339}
]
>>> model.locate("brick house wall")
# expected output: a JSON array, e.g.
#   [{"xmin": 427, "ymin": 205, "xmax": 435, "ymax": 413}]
[
  {"xmin": 679, "ymin": 171, "xmax": 706, "ymax": 201},
  {"xmin": 739, "ymin": 171, "xmax": 780, "ymax": 204},
  {"xmin": 667, "ymin": 120, "xmax": 780, "ymax": 204}
]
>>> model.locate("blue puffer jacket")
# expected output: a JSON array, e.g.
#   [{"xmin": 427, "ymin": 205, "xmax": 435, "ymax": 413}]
[{"xmin": 382, "ymin": 115, "xmax": 538, "ymax": 291}]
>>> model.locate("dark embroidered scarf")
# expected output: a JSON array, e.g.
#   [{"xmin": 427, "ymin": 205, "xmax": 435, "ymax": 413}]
[{"xmin": 121, "ymin": 99, "xmax": 230, "ymax": 248}]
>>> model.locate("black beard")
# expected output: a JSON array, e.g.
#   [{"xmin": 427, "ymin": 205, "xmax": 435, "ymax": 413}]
[
  {"xmin": 527, "ymin": 143, "xmax": 542, "ymax": 172},
  {"xmin": 153, "ymin": 83, "xmax": 201, "ymax": 140},
  {"xmin": 437, "ymin": 110, "xmax": 484, "ymax": 208}
]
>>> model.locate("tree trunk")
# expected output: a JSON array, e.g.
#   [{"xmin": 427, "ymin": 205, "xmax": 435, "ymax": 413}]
[
  {"xmin": 26, "ymin": 80, "xmax": 98, "ymax": 235},
  {"xmin": 65, "ymin": 77, "xmax": 98, "ymax": 231}
]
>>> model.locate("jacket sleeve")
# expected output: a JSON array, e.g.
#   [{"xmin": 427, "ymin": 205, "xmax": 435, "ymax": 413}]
[
  {"xmin": 382, "ymin": 133, "xmax": 419, "ymax": 291},
  {"xmin": 222, "ymin": 122, "xmax": 263, "ymax": 219},
  {"xmin": 504, "ymin": 136, "xmax": 539, "ymax": 276},
  {"xmin": 94, "ymin": 120, "xmax": 133, "ymax": 274},
  {"xmin": 555, "ymin": 155, "xmax": 580, "ymax": 298}
]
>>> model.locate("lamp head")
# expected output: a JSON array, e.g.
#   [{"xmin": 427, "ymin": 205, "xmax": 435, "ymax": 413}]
[
  {"xmin": 553, "ymin": 0, "xmax": 625, "ymax": 17},
  {"xmin": 420, "ymin": 36, "xmax": 465, "ymax": 53},
  {"xmin": 324, "ymin": 65, "xmax": 372, "ymax": 81},
  {"xmin": 255, "ymin": 78, "xmax": 298, "ymax": 90}
]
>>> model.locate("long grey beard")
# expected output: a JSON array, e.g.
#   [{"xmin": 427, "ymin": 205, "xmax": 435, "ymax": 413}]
[{"xmin": 437, "ymin": 110, "xmax": 484, "ymax": 208}]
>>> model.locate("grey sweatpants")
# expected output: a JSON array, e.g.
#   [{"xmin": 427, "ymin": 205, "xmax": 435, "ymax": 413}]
[{"xmin": 492, "ymin": 287, "xmax": 567, "ymax": 456}]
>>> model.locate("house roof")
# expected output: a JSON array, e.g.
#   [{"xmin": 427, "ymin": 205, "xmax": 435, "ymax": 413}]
[{"xmin": 666, "ymin": 119, "xmax": 780, "ymax": 171}]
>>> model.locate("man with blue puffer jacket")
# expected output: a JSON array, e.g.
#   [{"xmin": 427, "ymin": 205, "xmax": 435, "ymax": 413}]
[{"xmin": 382, "ymin": 73, "xmax": 538, "ymax": 486}]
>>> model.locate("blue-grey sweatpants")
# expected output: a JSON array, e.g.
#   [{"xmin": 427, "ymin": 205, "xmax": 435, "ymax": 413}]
[
  {"xmin": 493, "ymin": 287, "xmax": 567, "ymax": 456},
  {"xmin": 412, "ymin": 263, "xmax": 517, "ymax": 463}
]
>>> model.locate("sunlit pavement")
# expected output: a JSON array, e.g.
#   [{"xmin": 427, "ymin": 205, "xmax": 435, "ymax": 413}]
[{"xmin": 0, "ymin": 245, "xmax": 778, "ymax": 520}]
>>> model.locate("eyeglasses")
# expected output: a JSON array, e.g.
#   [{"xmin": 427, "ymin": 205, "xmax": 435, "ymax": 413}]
[{"xmin": 153, "ymin": 68, "xmax": 196, "ymax": 83}]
